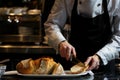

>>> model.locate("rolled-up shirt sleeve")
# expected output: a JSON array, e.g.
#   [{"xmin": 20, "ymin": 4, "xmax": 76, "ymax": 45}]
[
  {"xmin": 96, "ymin": 3, "xmax": 120, "ymax": 65},
  {"xmin": 45, "ymin": 24, "xmax": 66, "ymax": 53},
  {"xmin": 96, "ymin": 43, "xmax": 119, "ymax": 65}
]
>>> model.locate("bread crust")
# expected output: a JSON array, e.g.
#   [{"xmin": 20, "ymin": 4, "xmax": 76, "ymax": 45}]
[
  {"xmin": 16, "ymin": 58, "xmax": 36, "ymax": 74},
  {"xmin": 52, "ymin": 63, "xmax": 65, "ymax": 75}
]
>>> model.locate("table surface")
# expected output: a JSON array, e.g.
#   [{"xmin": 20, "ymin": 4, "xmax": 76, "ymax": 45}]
[{"xmin": 1, "ymin": 71, "xmax": 120, "ymax": 80}]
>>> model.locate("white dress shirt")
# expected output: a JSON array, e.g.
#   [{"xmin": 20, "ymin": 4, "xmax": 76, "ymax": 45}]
[{"xmin": 44, "ymin": 0, "xmax": 120, "ymax": 65}]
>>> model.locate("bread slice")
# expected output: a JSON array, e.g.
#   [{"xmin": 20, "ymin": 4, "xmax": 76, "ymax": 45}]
[
  {"xmin": 35, "ymin": 57, "xmax": 57, "ymax": 74},
  {"xmin": 70, "ymin": 62, "xmax": 89, "ymax": 74},
  {"xmin": 34, "ymin": 58, "xmax": 41, "ymax": 69},
  {"xmin": 52, "ymin": 63, "xmax": 65, "ymax": 75}
]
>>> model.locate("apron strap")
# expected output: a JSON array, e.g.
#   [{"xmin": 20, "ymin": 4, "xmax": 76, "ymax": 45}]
[
  {"xmin": 103, "ymin": 0, "xmax": 111, "ymax": 30},
  {"xmin": 72, "ymin": 0, "xmax": 78, "ymax": 15}
]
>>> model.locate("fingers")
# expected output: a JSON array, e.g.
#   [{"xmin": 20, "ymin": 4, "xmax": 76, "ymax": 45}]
[
  {"xmin": 59, "ymin": 41, "xmax": 76, "ymax": 61},
  {"xmin": 88, "ymin": 60, "xmax": 99, "ymax": 70},
  {"xmin": 65, "ymin": 46, "xmax": 76, "ymax": 60},
  {"xmin": 84, "ymin": 55, "xmax": 100, "ymax": 70},
  {"xmin": 71, "ymin": 47, "xmax": 77, "ymax": 58},
  {"xmin": 66, "ymin": 47, "xmax": 72, "ymax": 60},
  {"xmin": 59, "ymin": 45, "xmax": 66, "ymax": 58},
  {"xmin": 84, "ymin": 56, "xmax": 92, "ymax": 66}
]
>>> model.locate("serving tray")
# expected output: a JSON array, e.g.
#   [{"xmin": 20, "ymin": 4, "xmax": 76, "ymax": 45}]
[{"xmin": 17, "ymin": 70, "xmax": 94, "ymax": 78}]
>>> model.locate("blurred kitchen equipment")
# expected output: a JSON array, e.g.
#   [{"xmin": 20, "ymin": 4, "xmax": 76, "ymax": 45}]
[
  {"xmin": 28, "ymin": 9, "xmax": 41, "ymax": 15},
  {"xmin": 115, "ymin": 58, "xmax": 120, "ymax": 74},
  {"xmin": 0, "ymin": 0, "xmax": 44, "ymax": 45},
  {"xmin": 0, "ymin": 7, "xmax": 42, "ymax": 45},
  {"xmin": 0, "ymin": 64, "xmax": 7, "ymax": 78}
]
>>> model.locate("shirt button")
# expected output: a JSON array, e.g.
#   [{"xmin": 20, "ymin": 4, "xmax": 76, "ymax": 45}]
[
  {"xmin": 97, "ymin": 3, "xmax": 101, "ymax": 7},
  {"xmin": 79, "ymin": 1, "xmax": 82, "ymax": 4}
]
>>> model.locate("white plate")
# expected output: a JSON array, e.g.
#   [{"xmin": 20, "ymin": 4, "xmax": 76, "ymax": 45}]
[{"xmin": 17, "ymin": 70, "xmax": 94, "ymax": 78}]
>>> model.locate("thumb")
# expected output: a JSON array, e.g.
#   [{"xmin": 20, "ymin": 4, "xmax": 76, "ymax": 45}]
[{"xmin": 84, "ymin": 56, "xmax": 92, "ymax": 66}]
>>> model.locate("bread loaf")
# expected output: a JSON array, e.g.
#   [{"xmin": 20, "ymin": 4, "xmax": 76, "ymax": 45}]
[{"xmin": 16, "ymin": 57, "xmax": 65, "ymax": 75}]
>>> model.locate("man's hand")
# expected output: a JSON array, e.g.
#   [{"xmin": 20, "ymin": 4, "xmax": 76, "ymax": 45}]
[
  {"xmin": 84, "ymin": 54, "xmax": 100, "ymax": 70},
  {"xmin": 59, "ymin": 40, "xmax": 76, "ymax": 60}
]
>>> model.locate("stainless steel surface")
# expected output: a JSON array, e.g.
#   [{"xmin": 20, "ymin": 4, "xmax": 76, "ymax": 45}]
[
  {"xmin": 0, "ymin": 35, "xmax": 41, "ymax": 42},
  {"xmin": 0, "ymin": 45, "xmax": 56, "ymax": 54}
]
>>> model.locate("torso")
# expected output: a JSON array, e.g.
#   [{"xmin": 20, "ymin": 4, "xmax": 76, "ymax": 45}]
[{"xmin": 69, "ymin": 0, "xmax": 112, "ymax": 62}]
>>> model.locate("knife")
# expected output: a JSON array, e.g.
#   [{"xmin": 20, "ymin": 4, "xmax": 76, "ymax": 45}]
[{"xmin": 70, "ymin": 54, "xmax": 84, "ymax": 65}]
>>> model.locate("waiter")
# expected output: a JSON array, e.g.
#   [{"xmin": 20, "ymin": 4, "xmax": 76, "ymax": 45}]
[{"xmin": 44, "ymin": 0, "xmax": 120, "ymax": 70}]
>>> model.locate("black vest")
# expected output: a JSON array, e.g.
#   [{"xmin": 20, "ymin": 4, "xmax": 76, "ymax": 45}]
[{"xmin": 69, "ymin": 0, "xmax": 112, "ymax": 62}]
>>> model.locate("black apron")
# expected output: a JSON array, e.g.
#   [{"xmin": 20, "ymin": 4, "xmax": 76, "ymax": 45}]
[{"xmin": 69, "ymin": 0, "xmax": 112, "ymax": 62}]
